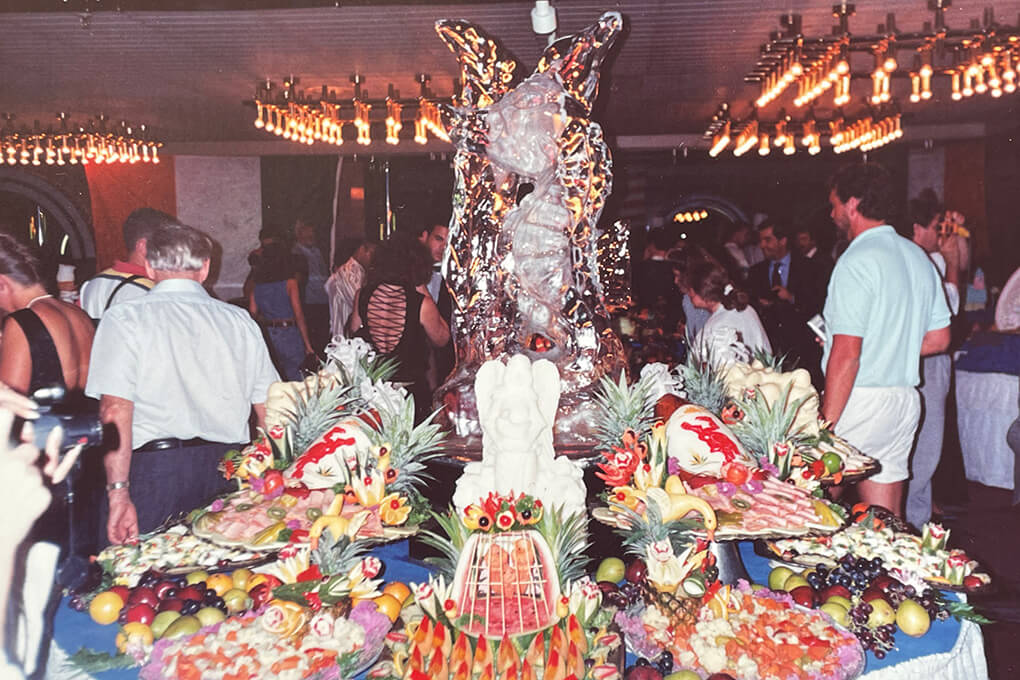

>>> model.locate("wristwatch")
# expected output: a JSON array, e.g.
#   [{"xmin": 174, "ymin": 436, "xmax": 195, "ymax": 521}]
[{"xmin": 106, "ymin": 481, "xmax": 130, "ymax": 492}]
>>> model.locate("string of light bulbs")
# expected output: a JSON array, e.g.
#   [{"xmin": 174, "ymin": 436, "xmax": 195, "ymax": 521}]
[
  {"xmin": 706, "ymin": 2, "xmax": 1020, "ymax": 158},
  {"xmin": 1, "ymin": 113, "xmax": 160, "ymax": 166},
  {"xmin": 252, "ymin": 74, "xmax": 451, "ymax": 147}
]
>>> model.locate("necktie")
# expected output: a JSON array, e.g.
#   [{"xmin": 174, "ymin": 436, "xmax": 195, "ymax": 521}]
[{"xmin": 771, "ymin": 262, "xmax": 782, "ymax": 288}]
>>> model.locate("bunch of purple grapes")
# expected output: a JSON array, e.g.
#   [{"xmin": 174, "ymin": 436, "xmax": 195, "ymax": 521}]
[
  {"xmin": 917, "ymin": 586, "xmax": 951, "ymax": 622},
  {"xmin": 846, "ymin": 602, "xmax": 896, "ymax": 658}
]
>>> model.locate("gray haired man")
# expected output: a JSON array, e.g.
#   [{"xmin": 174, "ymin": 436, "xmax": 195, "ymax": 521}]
[{"xmin": 86, "ymin": 222, "xmax": 279, "ymax": 545}]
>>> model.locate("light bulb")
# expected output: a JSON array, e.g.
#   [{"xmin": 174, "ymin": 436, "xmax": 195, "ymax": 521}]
[
  {"xmin": 883, "ymin": 56, "xmax": 897, "ymax": 73},
  {"xmin": 758, "ymin": 133, "xmax": 770, "ymax": 156},
  {"xmin": 910, "ymin": 74, "xmax": 921, "ymax": 102}
]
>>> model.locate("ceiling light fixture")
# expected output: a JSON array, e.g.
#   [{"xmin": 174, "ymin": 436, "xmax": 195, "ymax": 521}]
[
  {"xmin": 251, "ymin": 73, "xmax": 453, "ymax": 148},
  {"xmin": 1, "ymin": 112, "xmax": 160, "ymax": 166}
]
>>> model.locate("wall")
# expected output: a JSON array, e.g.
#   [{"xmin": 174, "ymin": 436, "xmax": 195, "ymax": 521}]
[{"xmin": 174, "ymin": 156, "xmax": 261, "ymax": 301}]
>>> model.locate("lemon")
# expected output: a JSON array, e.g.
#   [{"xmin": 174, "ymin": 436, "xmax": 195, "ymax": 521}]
[{"xmin": 89, "ymin": 591, "xmax": 125, "ymax": 625}]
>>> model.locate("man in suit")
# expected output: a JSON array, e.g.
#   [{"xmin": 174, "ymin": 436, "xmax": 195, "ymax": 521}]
[{"xmin": 748, "ymin": 221, "xmax": 828, "ymax": 389}]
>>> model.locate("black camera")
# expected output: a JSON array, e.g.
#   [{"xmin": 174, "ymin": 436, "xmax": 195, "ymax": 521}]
[{"xmin": 12, "ymin": 386, "xmax": 106, "ymax": 452}]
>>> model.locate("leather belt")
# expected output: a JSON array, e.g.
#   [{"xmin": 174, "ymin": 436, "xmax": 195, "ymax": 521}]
[
  {"xmin": 134, "ymin": 437, "xmax": 227, "ymax": 453},
  {"xmin": 265, "ymin": 318, "xmax": 296, "ymax": 328}
]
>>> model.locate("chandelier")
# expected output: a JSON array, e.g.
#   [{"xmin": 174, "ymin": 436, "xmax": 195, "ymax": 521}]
[
  {"xmin": 251, "ymin": 74, "xmax": 451, "ymax": 147},
  {"xmin": 704, "ymin": 1, "xmax": 1020, "ymax": 157},
  {"xmin": 1, "ymin": 113, "xmax": 161, "ymax": 166}
]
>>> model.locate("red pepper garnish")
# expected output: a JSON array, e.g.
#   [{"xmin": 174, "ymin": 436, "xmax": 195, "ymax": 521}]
[
  {"xmin": 288, "ymin": 529, "xmax": 310, "ymax": 543},
  {"xmin": 297, "ymin": 564, "xmax": 323, "ymax": 582},
  {"xmin": 283, "ymin": 483, "xmax": 310, "ymax": 499}
]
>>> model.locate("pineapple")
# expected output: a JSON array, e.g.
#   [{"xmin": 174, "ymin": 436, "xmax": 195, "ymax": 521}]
[
  {"xmin": 675, "ymin": 337, "xmax": 728, "ymax": 415},
  {"xmin": 538, "ymin": 507, "xmax": 591, "ymax": 588},
  {"xmin": 730, "ymin": 382, "xmax": 811, "ymax": 479},
  {"xmin": 591, "ymin": 373, "xmax": 656, "ymax": 451},
  {"xmin": 364, "ymin": 395, "xmax": 446, "ymax": 496},
  {"xmin": 277, "ymin": 375, "xmax": 361, "ymax": 461}
]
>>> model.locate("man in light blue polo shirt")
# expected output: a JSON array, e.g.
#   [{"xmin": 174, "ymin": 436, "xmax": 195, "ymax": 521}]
[{"xmin": 822, "ymin": 163, "xmax": 951, "ymax": 518}]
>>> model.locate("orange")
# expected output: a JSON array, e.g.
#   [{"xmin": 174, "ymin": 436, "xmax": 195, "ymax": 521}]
[
  {"xmin": 372, "ymin": 593, "xmax": 404, "ymax": 622},
  {"xmin": 89, "ymin": 591, "xmax": 125, "ymax": 625},
  {"xmin": 382, "ymin": 581, "xmax": 411, "ymax": 605},
  {"xmin": 206, "ymin": 573, "xmax": 235, "ymax": 597}
]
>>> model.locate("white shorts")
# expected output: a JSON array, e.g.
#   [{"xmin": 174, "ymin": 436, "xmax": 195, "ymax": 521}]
[{"xmin": 835, "ymin": 386, "xmax": 921, "ymax": 484}]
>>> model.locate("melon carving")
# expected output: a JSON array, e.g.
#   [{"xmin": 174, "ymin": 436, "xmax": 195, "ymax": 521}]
[{"xmin": 451, "ymin": 530, "xmax": 561, "ymax": 638}]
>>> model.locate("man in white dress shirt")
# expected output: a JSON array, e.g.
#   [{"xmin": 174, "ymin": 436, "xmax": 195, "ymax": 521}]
[
  {"xmin": 325, "ymin": 239, "xmax": 376, "ymax": 339},
  {"xmin": 87, "ymin": 222, "xmax": 279, "ymax": 545}
]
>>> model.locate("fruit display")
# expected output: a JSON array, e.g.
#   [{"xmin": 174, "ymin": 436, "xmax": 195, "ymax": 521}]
[
  {"xmin": 367, "ymin": 579, "xmax": 624, "ymax": 680},
  {"xmin": 765, "ymin": 553, "xmax": 978, "ymax": 660},
  {"xmin": 92, "ymin": 524, "xmax": 266, "ymax": 587},
  {"xmin": 614, "ymin": 581, "xmax": 864, "ymax": 680},
  {"xmin": 207, "ymin": 338, "xmax": 447, "ymax": 551},
  {"xmin": 640, "ymin": 352, "xmax": 878, "ymax": 490},
  {"xmin": 139, "ymin": 600, "xmax": 391, "ymax": 680},
  {"xmin": 590, "ymin": 375, "xmax": 846, "ymax": 541},
  {"xmin": 762, "ymin": 508, "xmax": 991, "ymax": 591}
]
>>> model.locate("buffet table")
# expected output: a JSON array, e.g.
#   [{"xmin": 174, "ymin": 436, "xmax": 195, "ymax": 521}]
[
  {"xmin": 955, "ymin": 332, "xmax": 1020, "ymax": 490},
  {"xmin": 43, "ymin": 540, "xmax": 987, "ymax": 680}
]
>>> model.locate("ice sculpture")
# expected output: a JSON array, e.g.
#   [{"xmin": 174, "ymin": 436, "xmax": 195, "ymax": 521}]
[
  {"xmin": 434, "ymin": 12, "xmax": 627, "ymax": 448},
  {"xmin": 453, "ymin": 355, "xmax": 587, "ymax": 517}
]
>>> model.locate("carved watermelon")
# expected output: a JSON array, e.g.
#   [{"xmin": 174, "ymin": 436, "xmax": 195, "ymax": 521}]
[
  {"xmin": 451, "ymin": 530, "xmax": 561, "ymax": 638},
  {"xmin": 286, "ymin": 417, "xmax": 372, "ymax": 489},
  {"xmin": 665, "ymin": 404, "xmax": 756, "ymax": 476}
]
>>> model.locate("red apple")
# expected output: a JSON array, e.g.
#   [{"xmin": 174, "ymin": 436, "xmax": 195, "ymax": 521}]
[
  {"xmin": 177, "ymin": 585, "xmax": 204, "ymax": 602},
  {"xmin": 108, "ymin": 585, "xmax": 131, "ymax": 603},
  {"xmin": 707, "ymin": 675, "xmax": 737, "ymax": 680},
  {"xmin": 157, "ymin": 598, "xmax": 183, "ymax": 613},
  {"xmin": 248, "ymin": 583, "xmax": 273, "ymax": 609},
  {"xmin": 963, "ymin": 575, "xmax": 984, "ymax": 590},
  {"xmin": 871, "ymin": 575, "xmax": 896, "ymax": 592},
  {"xmin": 861, "ymin": 587, "xmax": 888, "ymax": 604},
  {"xmin": 128, "ymin": 587, "xmax": 159, "ymax": 608},
  {"xmin": 788, "ymin": 585, "xmax": 817, "ymax": 608},
  {"xmin": 153, "ymin": 580, "xmax": 179, "ymax": 600},
  {"xmin": 818, "ymin": 584, "xmax": 852, "ymax": 601},
  {"xmin": 625, "ymin": 558, "xmax": 648, "ymax": 584},
  {"xmin": 126, "ymin": 603, "xmax": 156, "ymax": 626}
]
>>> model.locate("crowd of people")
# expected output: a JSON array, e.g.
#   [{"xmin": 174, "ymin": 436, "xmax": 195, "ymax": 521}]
[
  {"xmin": 0, "ymin": 161, "xmax": 983, "ymax": 677},
  {"xmin": 628, "ymin": 163, "xmax": 967, "ymax": 530}
]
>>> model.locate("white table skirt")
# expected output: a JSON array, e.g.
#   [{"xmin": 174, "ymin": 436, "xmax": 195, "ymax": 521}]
[
  {"xmin": 858, "ymin": 618, "xmax": 988, "ymax": 680},
  {"xmin": 956, "ymin": 370, "xmax": 1018, "ymax": 490}
]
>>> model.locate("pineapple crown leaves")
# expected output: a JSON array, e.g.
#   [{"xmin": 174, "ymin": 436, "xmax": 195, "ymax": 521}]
[
  {"xmin": 675, "ymin": 334, "xmax": 729, "ymax": 415},
  {"xmin": 536, "ymin": 506, "xmax": 591, "ymax": 588},
  {"xmin": 280, "ymin": 376, "xmax": 361, "ymax": 457},
  {"xmin": 750, "ymin": 347, "xmax": 791, "ymax": 371},
  {"xmin": 614, "ymin": 501, "xmax": 700, "ymax": 559},
  {"xmin": 730, "ymin": 381, "xmax": 811, "ymax": 461},
  {"xmin": 363, "ymin": 396, "xmax": 446, "ymax": 495},
  {"xmin": 420, "ymin": 507, "xmax": 472, "ymax": 579},
  {"xmin": 592, "ymin": 372, "xmax": 657, "ymax": 450},
  {"xmin": 311, "ymin": 529, "xmax": 377, "ymax": 577}
]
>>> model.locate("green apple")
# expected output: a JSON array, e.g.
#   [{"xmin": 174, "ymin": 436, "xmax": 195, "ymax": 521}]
[
  {"xmin": 768, "ymin": 566, "xmax": 795, "ymax": 590},
  {"xmin": 820, "ymin": 602, "xmax": 849, "ymax": 627},
  {"xmin": 665, "ymin": 672, "xmax": 701, "ymax": 680},
  {"xmin": 821, "ymin": 451, "xmax": 843, "ymax": 474},
  {"xmin": 151, "ymin": 610, "xmax": 182, "ymax": 638},
  {"xmin": 782, "ymin": 575, "xmax": 810, "ymax": 592},
  {"xmin": 222, "ymin": 588, "xmax": 250, "ymax": 614},
  {"xmin": 162, "ymin": 615, "xmax": 202, "ymax": 639},
  {"xmin": 195, "ymin": 606, "xmax": 226, "ymax": 627},
  {"xmin": 896, "ymin": 599, "xmax": 931, "ymax": 637},
  {"xmin": 867, "ymin": 599, "xmax": 896, "ymax": 628},
  {"xmin": 825, "ymin": 595, "xmax": 853, "ymax": 610},
  {"xmin": 595, "ymin": 557, "xmax": 626, "ymax": 584},
  {"xmin": 184, "ymin": 570, "xmax": 209, "ymax": 585}
]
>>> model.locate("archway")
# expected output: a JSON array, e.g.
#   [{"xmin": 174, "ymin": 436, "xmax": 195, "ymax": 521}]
[{"xmin": 0, "ymin": 168, "xmax": 94, "ymax": 260}]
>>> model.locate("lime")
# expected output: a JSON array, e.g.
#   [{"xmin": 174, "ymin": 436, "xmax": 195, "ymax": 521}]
[{"xmin": 821, "ymin": 451, "xmax": 843, "ymax": 474}]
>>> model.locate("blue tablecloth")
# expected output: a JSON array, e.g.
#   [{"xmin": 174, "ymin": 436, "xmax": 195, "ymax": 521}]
[{"xmin": 48, "ymin": 541, "xmax": 983, "ymax": 679}]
